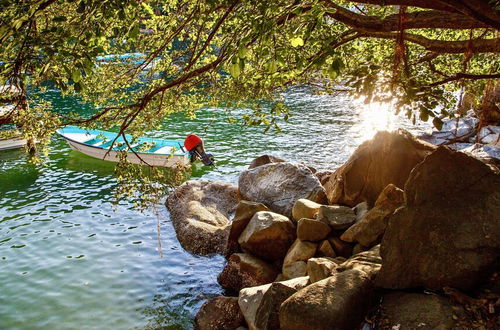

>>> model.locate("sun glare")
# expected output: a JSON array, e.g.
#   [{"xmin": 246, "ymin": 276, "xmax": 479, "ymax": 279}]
[{"xmin": 350, "ymin": 100, "xmax": 398, "ymax": 143}]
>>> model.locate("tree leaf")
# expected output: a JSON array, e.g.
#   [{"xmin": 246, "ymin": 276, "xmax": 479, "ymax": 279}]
[{"xmin": 290, "ymin": 37, "xmax": 304, "ymax": 48}]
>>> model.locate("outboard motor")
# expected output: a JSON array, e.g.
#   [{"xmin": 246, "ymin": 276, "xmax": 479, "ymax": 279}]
[{"xmin": 184, "ymin": 134, "xmax": 214, "ymax": 166}]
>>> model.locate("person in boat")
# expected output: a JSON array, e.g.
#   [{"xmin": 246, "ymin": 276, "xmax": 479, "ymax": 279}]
[{"xmin": 184, "ymin": 134, "xmax": 214, "ymax": 166}]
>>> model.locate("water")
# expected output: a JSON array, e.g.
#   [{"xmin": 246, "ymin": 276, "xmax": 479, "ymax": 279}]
[{"xmin": 0, "ymin": 87, "xmax": 429, "ymax": 329}]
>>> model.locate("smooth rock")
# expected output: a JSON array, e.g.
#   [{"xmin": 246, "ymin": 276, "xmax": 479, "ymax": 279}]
[
  {"xmin": 283, "ymin": 239, "xmax": 318, "ymax": 266},
  {"xmin": 307, "ymin": 257, "xmax": 339, "ymax": 283},
  {"xmin": 297, "ymin": 218, "xmax": 331, "ymax": 241},
  {"xmin": 328, "ymin": 237, "xmax": 353, "ymax": 258},
  {"xmin": 317, "ymin": 240, "xmax": 336, "ymax": 258},
  {"xmin": 166, "ymin": 180, "xmax": 238, "ymax": 255},
  {"xmin": 239, "ymin": 277, "xmax": 309, "ymax": 330},
  {"xmin": 227, "ymin": 200, "xmax": 270, "ymax": 256},
  {"xmin": 317, "ymin": 205, "xmax": 356, "ymax": 230},
  {"xmin": 353, "ymin": 201, "xmax": 369, "ymax": 222},
  {"xmin": 239, "ymin": 162, "xmax": 327, "ymax": 218},
  {"xmin": 238, "ymin": 211, "xmax": 296, "ymax": 261},
  {"xmin": 376, "ymin": 292, "xmax": 468, "ymax": 330},
  {"xmin": 280, "ymin": 269, "xmax": 376, "ymax": 330},
  {"xmin": 292, "ymin": 199, "xmax": 322, "ymax": 223},
  {"xmin": 324, "ymin": 130, "xmax": 435, "ymax": 207},
  {"xmin": 248, "ymin": 154, "xmax": 285, "ymax": 169},
  {"xmin": 218, "ymin": 253, "xmax": 278, "ymax": 292},
  {"xmin": 341, "ymin": 184, "xmax": 404, "ymax": 247},
  {"xmin": 194, "ymin": 296, "xmax": 244, "ymax": 330},
  {"xmin": 377, "ymin": 146, "xmax": 500, "ymax": 291},
  {"xmin": 283, "ymin": 261, "xmax": 308, "ymax": 279}
]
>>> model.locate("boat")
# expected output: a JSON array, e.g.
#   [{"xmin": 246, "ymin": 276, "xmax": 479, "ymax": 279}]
[
  {"xmin": 57, "ymin": 126, "xmax": 214, "ymax": 168},
  {"xmin": 0, "ymin": 133, "xmax": 28, "ymax": 151}
]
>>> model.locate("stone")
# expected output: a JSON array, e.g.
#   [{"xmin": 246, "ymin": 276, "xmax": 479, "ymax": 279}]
[
  {"xmin": 280, "ymin": 269, "xmax": 376, "ymax": 330},
  {"xmin": 166, "ymin": 180, "xmax": 238, "ymax": 255},
  {"xmin": 248, "ymin": 154, "xmax": 285, "ymax": 169},
  {"xmin": 297, "ymin": 218, "xmax": 331, "ymax": 241},
  {"xmin": 283, "ymin": 239, "xmax": 318, "ymax": 266},
  {"xmin": 194, "ymin": 296, "xmax": 244, "ymax": 330},
  {"xmin": 227, "ymin": 201, "xmax": 270, "ymax": 256},
  {"xmin": 282, "ymin": 261, "xmax": 308, "ymax": 279},
  {"xmin": 317, "ymin": 205, "xmax": 356, "ymax": 230},
  {"xmin": 341, "ymin": 184, "xmax": 404, "ymax": 247},
  {"xmin": 377, "ymin": 146, "xmax": 500, "ymax": 291},
  {"xmin": 292, "ymin": 199, "xmax": 322, "ymax": 223},
  {"xmin": 238, "ymin": 162, "xmax": 327, "ymax": 218},
  {"xmin": 315, "ymin": 170, "xmax": 335, "ymax": 185},
  {"xmin": 217, "ymin": 253, "xmax": 278, "ymax": 292},
  {"xmin": 238, "ymin": 211, "xmax": 296, "ymax": 262},
  {"xmin": 307, "ymin": 257, "xmax": 339, "ymax": 283},
  {"xmin": 324, "ymin": 130, "xmax": 436, "ymax": 207},
  {"xmin": 376, "ymin": 292, "xmax": 468, "ymax": 330},
  {"xmin": 239, "ymin": 277, "xmax": 309, "ymax": 330},
  {"xmin": 283, "ymin": 239, "xmax": 317, "ymax": 278},
  {"xmin": 328, "ymin": 237, "xmax": 353, "ymax": 258},
  {"xmin": 336, "ymin": 245, "xmax": 382, "ymax": 280},
  {"xmin": 353, "ymin": 201, "xmax": 369, "ymax": 222},
  {"xmin": 317, "ymin": 240, "xmax": 336, "ymax": 258}
]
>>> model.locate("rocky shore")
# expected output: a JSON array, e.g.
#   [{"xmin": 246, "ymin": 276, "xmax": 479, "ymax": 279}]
[{"xmin": 166, "ymin": 130, "xmax": 500, "ymax": 330}]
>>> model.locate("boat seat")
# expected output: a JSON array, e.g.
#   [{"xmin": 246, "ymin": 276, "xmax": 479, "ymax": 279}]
[
  {"xmin": 153, "ymin": 146, "xmax": 174, "ymax": 154},
  {"xmin": 84, "ymin": 138, "xmax": 104, "ymax": 146}
]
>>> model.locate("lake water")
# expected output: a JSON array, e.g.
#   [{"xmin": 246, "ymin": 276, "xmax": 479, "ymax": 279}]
[{"xmin": 0, "ymin": 88, "xmax": 429, "ymax": 329}]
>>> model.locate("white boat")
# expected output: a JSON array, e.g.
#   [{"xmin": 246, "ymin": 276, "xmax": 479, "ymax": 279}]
[
  {"xmin": 57, "ymin": 126, "xmax": 193, "ymax": 168},
  {"xmin": 0, "ymin": 134, "xmax": 28, "ymax": 150}
]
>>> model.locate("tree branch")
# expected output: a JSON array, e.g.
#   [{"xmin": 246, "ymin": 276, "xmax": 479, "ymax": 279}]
[
  {"xmin": 427, "ymin": 72, "xmax": 500, "ymax": 87},
  {"xmin": 357, "ymin": 31, "xmax": 500, "ymax": 53}
]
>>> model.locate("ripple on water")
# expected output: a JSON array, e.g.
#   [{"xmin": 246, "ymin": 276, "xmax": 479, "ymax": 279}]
[{"xmin": 0, "ymin": 87, "xmax": 430, "ymax": 329}]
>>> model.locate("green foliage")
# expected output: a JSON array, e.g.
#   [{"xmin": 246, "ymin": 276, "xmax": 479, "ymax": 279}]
[{"xmin": 0, "ymin": 0, "xmax": 498, "ymax": 206}]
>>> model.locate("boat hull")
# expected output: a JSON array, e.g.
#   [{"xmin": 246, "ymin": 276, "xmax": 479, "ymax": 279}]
[
  {"xmin": 0, "ymin": 137, "xmax": 27, "ymax": 150},
  {"xmin": 66, "ymin": 140, "xmax": 190, "ymax": 168}
]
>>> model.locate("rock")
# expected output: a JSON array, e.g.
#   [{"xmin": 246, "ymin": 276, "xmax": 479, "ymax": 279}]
[
  {"xmin": 239, "ymin": 162, "xmax": 327, "ymax": 218},
  {"xmin": 280, "ymin": 269, "xmax": 376, "ymax": 330},
  {"xmin": 282, "ymin": 261, "xmax": 308, "ymax": 279},
  {"xmin": 238, "ymin": 211, "xmax": 296, "ymax": 261},
  {"xmin": 317, "ymin": 205, "xmax": 356, "ymax": 230},
  {"xmin": 217, "ymin": 253, "xmax": 278, "ymax": 292},
  {"xmin": 353, "ymin": 202, "xmax": 369, "ymax": 222},
  {"xmin": 376, "ymin": 292, "xmax": 468, "ymax": 330},
  {"xmin": 283, "ymin": 239, "xmax": 318, "ymax": 266},
  {"xmin": 317, "ymin": 240, "xmax": 336, "ymax": 258},
  {"xmin": 336, "ymin": 245, "xmax": 382, "ymax": 280},
  {"xmin": 307, "ymin": 257, "xmax": 339, "ymax": 283},
  {"xmin": 324, "ymin": 130, "xmax": 435, "ymax": 207},
  {"xmin": 194, "ymin": 296, "xmax": 244, "ymax": 330},
  {"xmin": 292, "ymin": 199, "xmax": 322, "ymax": 223},
  {"xmin": 297, "ymin": 218, "xmax": 331, "ymax": 241},
  {"xmin": 341, "ymin": 184, "xmax": 404, "ymax": 247},
  {"xmin": 248, "ymin": 154, "xmax": 285, "ymax": 169},
  {"xmin": 377, "ymin": 146, "xmax": 500, "ymax": 291},
  {"xmin": 227, "ymin": 201, "xmax": 270, "ymax": 256},
  {"xmin": 166, "ymin": 180, "xmax": 238, "ymax": 255},
  {"xmin": 239, "ymin": 277, "xmax": 309, "ymax": 330},
  {"xmin": 283, "ymin": 239, "xmax": 317, "ymax": 278},
  {"xmin": 352, "ymin": 243, "xmax": 368, "ymax": 255},
  {"xmin": 478, "ymin": 125, "xmax": 500, "ymax": 145},
  {"xmin": 328, "ymin": 237, "xmax": 353, "ymax": 258},
  {"xmin": 315, "ymin": 170, "xmax": 335, "ymax": 185}
]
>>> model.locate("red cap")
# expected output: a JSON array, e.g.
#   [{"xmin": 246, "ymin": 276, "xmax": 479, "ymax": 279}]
[{"xmin": 184, "ymin": 134, "xmax": 203, "ymax": 151}]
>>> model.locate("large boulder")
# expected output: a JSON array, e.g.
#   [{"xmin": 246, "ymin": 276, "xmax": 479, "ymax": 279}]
[
  {"xmin": 279, "ymin": 269, "xmax": 376, "ymax": 330},
  {"xmin": 324, "ymin": 130, "xmax": 435, "ymax": 207},
  {"xmin": 226, "ymin": 200, "xmax": 270, "ymax": 256},
  {"xmin": 336, "ymin": 245, "xmax": 382, "ymax": 280},
  {"xmin": 239, "ymin": 162, "xmax": 327, "ymax": 218},
  {"xmin": 377, "ymin": 146, "xmax": 500, "ymax": 291},
  {"xmin": 238, "ymin": 211, "xmax": 296, "ymax": 261},
  {"xmin": 341, "ymin": 184, "xmax": 404, "ymax": 247},
  {"xmin": 248, "ymin": 154, "xmax": 285, "ymax": 169},
  {"xmin": 194, "ymin": 296, "xmax": 244, "ymax": 330},
  {"xmin": 166, "ymin": 180, "xmax": 238, "ymax": 255},
  {"xmin": 218, "ymin": 253, "xmax": 279, "ymax": 292},
  {"xmin": 238, "ymin": 277, "xmax": 309, "ymax": 330},
  {"xmin": 376, "ymin": 292, "xmax": 468, "ymax": 329}
]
